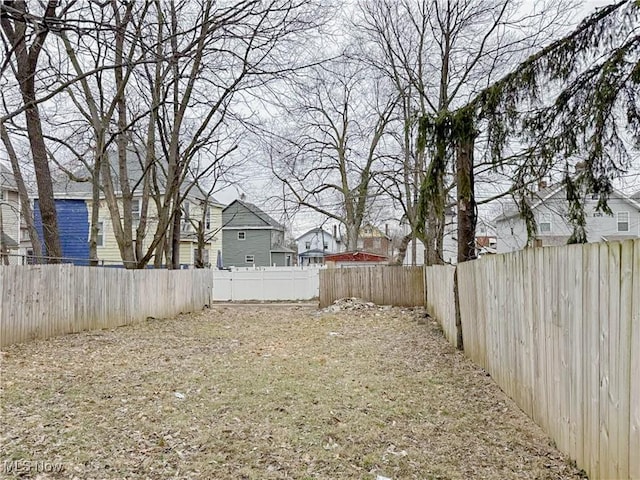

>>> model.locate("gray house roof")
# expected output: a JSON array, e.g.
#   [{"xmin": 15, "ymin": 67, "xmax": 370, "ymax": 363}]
[
  {"xmin": 493, "ymin": 184, "xmax": 640, "ymax": 223},
  {"xmin": 0, "ymin": 231, "xmax": 18, "ymax": 248},
  {"xmin": 50, "ymin": 150, "xmax": 223, "ymax": 207},
  {"xmin": 222, "ymin": 199, "xmax": 283, "ymax": 230},
  {"xmin": 0, "ymin": 163, "xmax": 18, "ymax": 191}
]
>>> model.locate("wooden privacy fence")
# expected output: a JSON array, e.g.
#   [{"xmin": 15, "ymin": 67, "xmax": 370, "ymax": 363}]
[
  {"xmin": 319, "ymin": 266, "xmax": 425, "ymax": 308},
  {"xmin": 0, "ymin": 265, "xmax": 213, "ymax": 347},
  {"xmin": 425, "ymin": 240, "xmax": 638, "ymax": 480},
  {"xmin": 424, "ymin": 265, "xmax": 458, "ymax": 346}
]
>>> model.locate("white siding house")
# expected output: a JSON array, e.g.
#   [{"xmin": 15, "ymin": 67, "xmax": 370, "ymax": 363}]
[
  {"xmin": 494, "ymin": 186, "xmax": 640, "ymax": 253},
  {"xmin": 0, "ymin": 164, "xmax": 22, "ymax": 257},
  {"xmin": 296, "ymin": 227, "xmax": 340, "ymax": 265}
]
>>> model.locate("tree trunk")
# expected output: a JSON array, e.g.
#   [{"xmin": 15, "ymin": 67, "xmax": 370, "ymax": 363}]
[
  {"xmin": 456, "ymin": 137, "xmax": 476, "ymax": 263},
  {"xmin": 0, "ymin": 202, "xmax": 8, "ymax": 265},
  {"xmin": 390, "ymin": 233, "xmax": 412, "ymax": 265},
  {"xmin": 171, "ymin": 206, "xmax": 181, "ymax": 269},
  {"xmin": 345, "ymin": 224, "xmax": 359, "ymax": 251},
  {"xmin": 1, "ymin": 0, "xmax": 62, "ymax": 262},
  {"xmin": 88, "ymin": 146, "xmax": 103, "ymax": 266},
  {"xmin": 0, "ymin": 123, "xmax": 43, "ymax": 259},
  {"xmin": 22, "ymin": 86, "xmax": 62, "ymax": 260},
  {"xmin": 195, "ymin": 220, "xmax": 205, "ymax": 268}
]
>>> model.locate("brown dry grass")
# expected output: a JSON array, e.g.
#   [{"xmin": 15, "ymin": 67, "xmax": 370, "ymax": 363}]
[{"xmin": 0, "ymin": 305, "xmax": 587, "ymax": 480}]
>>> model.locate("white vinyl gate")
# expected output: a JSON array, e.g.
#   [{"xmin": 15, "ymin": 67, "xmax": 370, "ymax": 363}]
[{"xmin": 212, "ymin": 266, "xmax": 322, "ymax": 301}]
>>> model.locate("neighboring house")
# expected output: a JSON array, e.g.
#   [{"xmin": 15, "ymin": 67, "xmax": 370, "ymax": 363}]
[
  {"xmin": 494, "ymin": 184, "xmax": 640, "ymax": 253},
  {"xmin": 357, "ymin": 223, "xmax": 392, "ymax": 257},
  {"xmin": 36, "ymin": 153, "xmax": 223, "ymax": 266},
  {"xmin": 442, "ymin": 206, "xmax": 458, "ymax": 264},
  {"xmin": 296, "ymin": 227, "xmax": 340, "ymax": 266},
  {"xmin": 324, "ymin": 251, "xmax": 388, "ymax": 267},
  {"xmin": 475, "ymin": 218, "xmax": 497, "ymax": 256},
  {"xmin": 0, "ymin": 164, "xmax": 21, "ymax": 257},
  {"xmin": 221, "ymin": 199, "xmax": 294, "ymax": 267}
]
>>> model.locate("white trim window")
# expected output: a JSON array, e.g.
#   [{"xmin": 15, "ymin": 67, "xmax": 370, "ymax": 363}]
[
  {"xmin": 245, "ymin": 254, "xmax": 254, "ymax": 263},
  {"xmin": 617, "ymin": 211, "xmax": 629, "ymax": 232},
  {"xmin": 538, "ymin": 213, "xmax": 552, "ymax": 233},
  {"xmin": 181, "ymin": 202, "xmax": 191, "ymax": 232},
  {"xmin": 205, "ymin": 206, "xmax": 211, "ymax": 230},
  {"xmin": 132, "ymin": 198, "xmax": 141, "ymax": 224},
  {"xmin": 238, "ymin": 231, "xmax": 246, "ymax": 240},
  {"xmin": 96, "ymin": 221, "xmax": 105, "ymax": 247}
]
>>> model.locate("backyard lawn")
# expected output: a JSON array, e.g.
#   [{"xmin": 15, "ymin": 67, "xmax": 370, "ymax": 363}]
[{"xmin": 0, "ymin": 303, "xmax": 586, "ymax": 479}]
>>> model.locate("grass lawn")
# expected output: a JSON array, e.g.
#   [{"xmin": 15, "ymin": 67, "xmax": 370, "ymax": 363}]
[{"xmin": 0, "ymin": 304, "xmax": 586, "ymax": 479}]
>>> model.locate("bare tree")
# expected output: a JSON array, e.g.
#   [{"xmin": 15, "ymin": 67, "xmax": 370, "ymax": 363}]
[
  {"xmin": 0, "ymin": 122, "xmax": 42, "ymax": 258},
  {"xmin": 1, "ymin": 0, "xmax": 67, "ymax": 260},
  {"xmin": 268, "ymin": 60, "xmax": 398, "ymax": 250},
  {"xmin": 355, "ymin": 0, "xmax": 577, "ymax": 264},
  {"xmin": 1, "ymin": 0, "xmax": 327, "ymax": 268}
]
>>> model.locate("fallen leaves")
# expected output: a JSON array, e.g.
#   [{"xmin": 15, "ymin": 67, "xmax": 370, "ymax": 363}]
[{"xmin": 0, "ymin": 305, "xmax": 586, "ymax": 479}]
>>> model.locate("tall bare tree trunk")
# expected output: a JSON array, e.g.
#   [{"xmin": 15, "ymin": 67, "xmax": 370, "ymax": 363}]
[
  {"xmin": 88, "ymin": 148, "xmax": 102, "ymax": 266},
  {"xmin": 391, "ymin": 233, "xmax": 412, "ymax": 265},
  {"xmin": 0, "ymin": 202, "xmax": 8, "ymax": 265},
  {"xmin": 456, "ymin": 135, "xmax": 476, "ymax": 263},
  {"xmin": 171, "ymin": 205, "xmax": 182, "ymax": 269},
  {"xmin": 1, "ymin": 0, "xmax": 62, "ymax": 261},
  {"xmin": 0, "ymin": 123, "xmax": 43, "ymax": 259}
]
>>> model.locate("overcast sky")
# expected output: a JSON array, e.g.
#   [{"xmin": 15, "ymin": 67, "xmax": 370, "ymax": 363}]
[{"xmin": 213, "ymin": 0, "xmax": 639, "ymax": 237}]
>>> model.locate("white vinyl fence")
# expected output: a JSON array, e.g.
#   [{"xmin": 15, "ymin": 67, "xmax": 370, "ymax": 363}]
[{"xmin": 212, "ymin": 266, "xmax": 321, "ymax": 301}]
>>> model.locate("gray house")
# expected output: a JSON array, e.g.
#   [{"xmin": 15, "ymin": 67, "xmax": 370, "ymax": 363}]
[
  {"xmin": 494, "ymin": 184, "xmax": 640, "ymax": 253},
  {"xmin": 222, "ymin": 199, "xmax": 294, "ymax": 267}
]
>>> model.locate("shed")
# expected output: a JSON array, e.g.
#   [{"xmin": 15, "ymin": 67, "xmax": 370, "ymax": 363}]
[{"xmin": 324, "ymin": 251, "xmax": 388, "ymax": 268}]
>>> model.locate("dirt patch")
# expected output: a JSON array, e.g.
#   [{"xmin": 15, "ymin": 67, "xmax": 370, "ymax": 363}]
[{"xmin": 0, "ymin": 304, "xmax": 586, "ymax": 479}]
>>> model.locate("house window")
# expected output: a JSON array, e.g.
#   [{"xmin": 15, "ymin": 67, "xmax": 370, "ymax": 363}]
[
  {"xmin": 323, "ymin": 242, "xmax": 328, "ymax": 250},
  {"xmin": 132, "ymin": 198, "xmax": 141, "ymax": 223},
  {"xmin": 238, "ymin": 231, "xmax": 246, "ymax": 240},
  {"xmin": 245, "ymin": 254, "xmax": 254, "ymax": 263},
  {"xmin": 205, "ymin": 206, "xmax": 211, "ymax": 230},
  {"xmin": 96, "ymin": 222, "xmax": 104, "ymax": 247},
  {"xmin": 617, "ymin": 212, "xmax": 629, "ymax": 232},
  {"xmin": 538, "ymin": 213, "xmax": 551, "ymax": 233},
  {"xmin": 181, "ymin": 202, "xmax": 191, "ymax": 232},
  {"xmin": 305, "ymin": 241, "xmax": 311, "ymax": 250},
  {"xmin": 593, "ymin": 212, "xmax": 603, "ymax": 217}
]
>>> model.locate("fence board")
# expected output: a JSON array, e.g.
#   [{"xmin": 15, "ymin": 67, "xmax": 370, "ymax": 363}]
[
  {"xmin": 630, "ymin": 240, "xmax": 640, "ymax": 480},
  {"xmin": 0, "ymin": 266, "xmax": 213, "ymax": 347},
  {"xmin": 454, "ymin": 240, "xmax": 638, "ymax": 480},
  {"xmin": 568, "ymin": 245, "xmax": 584, "ymax": 467},
  {"xmin": 424, "ymin": 265, "xmax": 457, "ymax": 345},
  {"xmin": 318, "ymin": 266, "xmax": 425, "ymax": 308},
  {"xmin": 618, "ymin": 240, "xmax": 633, "ymax": 480}
]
